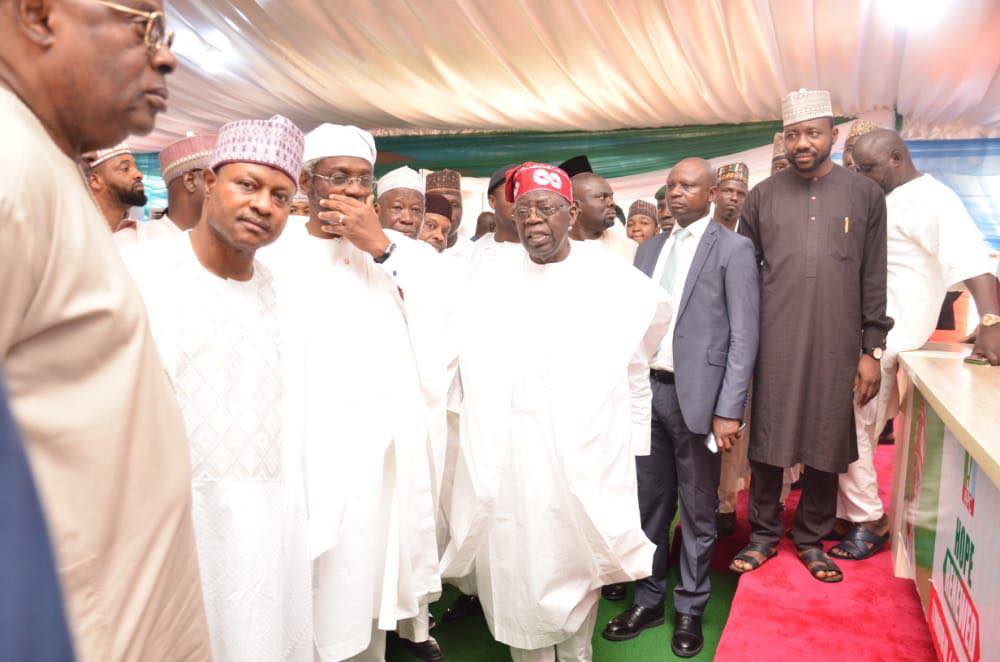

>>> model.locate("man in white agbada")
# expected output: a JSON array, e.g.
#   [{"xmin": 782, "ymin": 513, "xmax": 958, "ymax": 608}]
[
  {"xmin": 114, "ymin": 132, "xmax": 216, "ymax": 247},
  {"xmin": 260, "ymin": 123, "xmax": 443, "ymax": 662},
  {"xmin": 426, "ymin": 168, "xmax": 474, "ymax": 255},
  {"xmin": 830, "ymin": 129, "xmax": 1000, "ymax": 560},
  {"xmin": 442, "ymin": 162, "xmax": 671, "ymax": 661},
  {"xmin": 460, "ymin": 164, "xmax": 524, "ymax": 268},
  {"xmin": 376, "ymin": 165, "xmax": 425, "ymax": 239},
  {"xmin": 435, "ymin": 164, "xmax": 526, "ymax": 624},
  {"xmin": 567, "ymin": 167, "xmax": 638, "ymax": 263},
  {"xmin": 121, "ymin": 115, "xmax": 311, "ymax": 661}
]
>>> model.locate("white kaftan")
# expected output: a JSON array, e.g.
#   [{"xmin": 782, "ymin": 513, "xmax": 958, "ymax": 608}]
[
  {"xmin": 121, "ymin": 233, "xmax": 312, "ymax": 662},
  {"xmin": 0, "ymin": 85, "xmax": 210, "ymax": 662},
  {"xmin": 838, "ymin": 173, "xmax": 997, "ymax": 522},
  {"xmin": 443, "ymin": 244, "xmax": 671, "ymax": 652},
  {"xmin": 260, "ymin": 227, "xmax": 442, "ymax": 661}
]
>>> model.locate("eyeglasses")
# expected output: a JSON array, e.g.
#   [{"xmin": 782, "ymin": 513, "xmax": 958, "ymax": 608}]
[
  {"xmin": 513, "ymin": 202, "xmax": 569, "ymax": 222},
  {"xmin": 92, "ymin": 1, "xmax": 174, "ymax": 59},
  {"xmin": 311, "ymin": 172, "xmax": 376, "ymax": 189}
]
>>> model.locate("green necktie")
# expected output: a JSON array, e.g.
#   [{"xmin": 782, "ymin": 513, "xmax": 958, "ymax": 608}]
[{"xmin": 659, "ymin": 226, "xmax": 689, "ymax": 296}]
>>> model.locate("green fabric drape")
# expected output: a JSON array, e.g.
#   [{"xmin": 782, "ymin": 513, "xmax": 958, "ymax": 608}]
[
  {"xmin": 135, "ymin": 119, "xmax": 851, "ymax": 203},
  {"xmin": 373, "ymin": 119, "xmax": 837, "ymax": 178}
]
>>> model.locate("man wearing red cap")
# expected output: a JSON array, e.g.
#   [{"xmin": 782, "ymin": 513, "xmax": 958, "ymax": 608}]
[
  {"xmin": 441, "ymin": 163, "xmax": 671, "ymax": 661},
  {"xmin": 114, "ymin": 133, "xmax": 215, "ymax": 247}
]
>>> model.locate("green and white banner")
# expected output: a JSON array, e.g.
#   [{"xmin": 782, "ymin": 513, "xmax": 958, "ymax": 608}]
[{"xmin": 902, "ymin": 391, "xmax": 998, "ymax": 662}]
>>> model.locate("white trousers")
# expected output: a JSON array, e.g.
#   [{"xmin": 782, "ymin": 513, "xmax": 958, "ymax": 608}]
[
  {"xmin": 836, "ymin": 352, "xmax": 899, "ymax": 523},
  {"xmin": 397, "ymin": 604, "xmax": 430, "ymax": 643},
  {"xmin": 508, "ymin": 600, "xmax": 599, "ymax": 662},
  {"xmin": 344, "ymin": 622, "xmax": 386, "ymax": 662}
]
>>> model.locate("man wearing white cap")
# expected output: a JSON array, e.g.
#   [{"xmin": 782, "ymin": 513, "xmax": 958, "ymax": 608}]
[
  {"xmin": 731, "ymin": 89, "xmax": 892, "ymax": 584},
  {"xmin": 376, "ymin": 165, "xmax": 425, "ymax": 239},
  {"xmin": 122, "ymin": 114, "xmax": 311, "ymax": 661},
  {"xmin": 84, "ymin": 141, "xmax": 148, "ymax": 232},
  {"xmin": 262, "ymin": 123, "xmax": 444, "ymax": 662},
  {"xmin": 114, "ymin": 133, "xmax": 216, "ymax": 247}
]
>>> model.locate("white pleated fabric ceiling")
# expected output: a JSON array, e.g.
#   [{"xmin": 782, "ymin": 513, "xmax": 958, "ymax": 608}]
[{"xmin": 139, "ymin": 0, "xmax": 1000, "ymax": 150}]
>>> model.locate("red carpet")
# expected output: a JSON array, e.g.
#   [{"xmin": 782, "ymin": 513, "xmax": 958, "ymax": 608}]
[{"xmin": 712, "ymin": 445, "xmax": 937, "ymax": 661}]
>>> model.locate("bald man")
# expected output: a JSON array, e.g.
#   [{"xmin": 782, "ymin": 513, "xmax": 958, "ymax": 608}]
[
  {"xmin": 604, "ymin": 158, "xmax": 758, "ymax": 657},
  {"xmin": 472, "ymin": 211, "xmax": 495, "ymax": 241},
  {"xmin": 570, "ymin": 172, "xmax": 638, "ymax": 261},
  {"xmin": 841, "ymin": 119, "xmax": 878, "ymax": 171},
  {"xmin": 828, "ymin": 129, "xmax": 1000, "ymax": 561}
]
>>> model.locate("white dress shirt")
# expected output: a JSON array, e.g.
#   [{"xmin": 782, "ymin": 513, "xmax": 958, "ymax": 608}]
[{"xmin": 650, "ymin": 213, "xmax": 712, "ymax": 372}]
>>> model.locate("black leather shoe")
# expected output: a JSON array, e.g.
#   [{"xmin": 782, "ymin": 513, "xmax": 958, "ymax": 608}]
[
  {"xmin": 393, "ymin": 634, "xmax": 443, "ymax": 662},
  {"xmin": 716, "ymin": 511, "xmax": 736, "ymax": 537},
  {"xmin": 602, "ymin": 604, "xmax": 665, "ymax": 641},
  {"xmin": 441, "ymin": 594, "xmax": 481, "ymax": 622},
  {"xmin": 671, "ymin": 613, "xmax": 704, "ymax": 658},
  {"xmin": 601, "ymin": 583, "xmax": 626, "ymax": 601}
]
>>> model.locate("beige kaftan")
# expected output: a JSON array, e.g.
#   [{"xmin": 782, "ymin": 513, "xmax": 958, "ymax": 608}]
[{"xmin": 0, "ymin": 88, "xmax": 210, "ymax": 661}]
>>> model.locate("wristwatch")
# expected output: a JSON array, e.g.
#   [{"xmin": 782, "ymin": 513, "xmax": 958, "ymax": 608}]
[
  {"xmin": 982, "ymin": 313, "xmax": 1000, "ymax": 328},
  {"xmin": 863, "ymin": 347, "xmax": 884, "ymax": 360},
  {"xmin": 373, "ymin": 242, "xmax": 396, "ymax": 264}
]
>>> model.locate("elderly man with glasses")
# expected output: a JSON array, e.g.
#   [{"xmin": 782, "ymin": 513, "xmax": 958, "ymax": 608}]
[
  {"xmin": 0, "ymin": 0, "xmax": 214, "ymax": 659},
  {"xmin": 259, "ymin": 123, "xmax": 447, "ymax": 662}
]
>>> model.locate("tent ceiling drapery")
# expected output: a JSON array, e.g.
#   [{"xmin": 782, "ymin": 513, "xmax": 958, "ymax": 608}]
[{"xmin": 140, "ymin": 0, "xmax": 1000, "ymax": 151}]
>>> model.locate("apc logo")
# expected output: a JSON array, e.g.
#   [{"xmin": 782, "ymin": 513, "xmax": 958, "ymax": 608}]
[{"xmin": 962, "ymin": 452, "xmax": 977, "ymax": 517}]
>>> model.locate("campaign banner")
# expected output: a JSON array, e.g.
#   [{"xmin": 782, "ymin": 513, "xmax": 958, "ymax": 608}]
[
  {"xmin": 902, "ymin": 390, "xmax": 946, "ymax": 606},
  {"xmin": 926, "ymin": 429, "xmax": 998, "ymax": 662}
]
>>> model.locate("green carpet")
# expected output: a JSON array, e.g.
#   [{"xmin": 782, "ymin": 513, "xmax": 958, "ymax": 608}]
[{"xmin": 387, "ymin": 570, "xmax": 737, "ymax": 661}]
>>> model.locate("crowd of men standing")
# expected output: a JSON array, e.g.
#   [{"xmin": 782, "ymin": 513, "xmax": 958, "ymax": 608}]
[{"xmin": 2, "ymin": 3, "xmax": 1000, "ymax": 662}]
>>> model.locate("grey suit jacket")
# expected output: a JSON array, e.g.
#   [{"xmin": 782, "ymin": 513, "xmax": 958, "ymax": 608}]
[{"xmin": 634, "ymin": 221, "xmax": 760, "ymax": 435}]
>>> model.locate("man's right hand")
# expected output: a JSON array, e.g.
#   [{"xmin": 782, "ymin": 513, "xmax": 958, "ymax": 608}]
[{"xmin": 712, "ymin": 416, "xmax": 742, "ymax": 453}]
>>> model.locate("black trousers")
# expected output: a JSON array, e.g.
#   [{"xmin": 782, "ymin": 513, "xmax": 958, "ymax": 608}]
[
  {"xmin": 633, "ymin": 380, "xmax": 721, "ymax": 616},
  {"xmin": 748, "ymin": 460, "xmax": 838, "ymax": 549}
]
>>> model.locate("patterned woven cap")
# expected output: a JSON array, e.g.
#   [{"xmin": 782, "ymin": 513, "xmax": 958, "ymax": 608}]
[
  {"xmin": 628, "ymin": 200, "xmax": 657, "ymax": 222},
  {"xmin": 88, "ymin": 141, "xmax": 132, "ymax": 169},
  {"xmin": 425, "ymin": 168, "xmax": 461, "ymax": 192},
  {"xmin": 781, "ymin": 88, "xmax": 833, "ymax": 126},
  {"xmin": 210, "ymin": 114, "xmax": 305, "ymax": 184},
  {"xmin": 847, "ymin": 119, "xmax": 880, "ymax": 140},
  {"xmin": 717, "ymin": 162, "xmax": 749, "ymax": 185},
  {"xmin": 159, "ymin": 134, "xmax": 216, "ymax": 185},
  {"xmin": 772, "ymin": 132, "xmax": 786, "ymax": 159}
]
